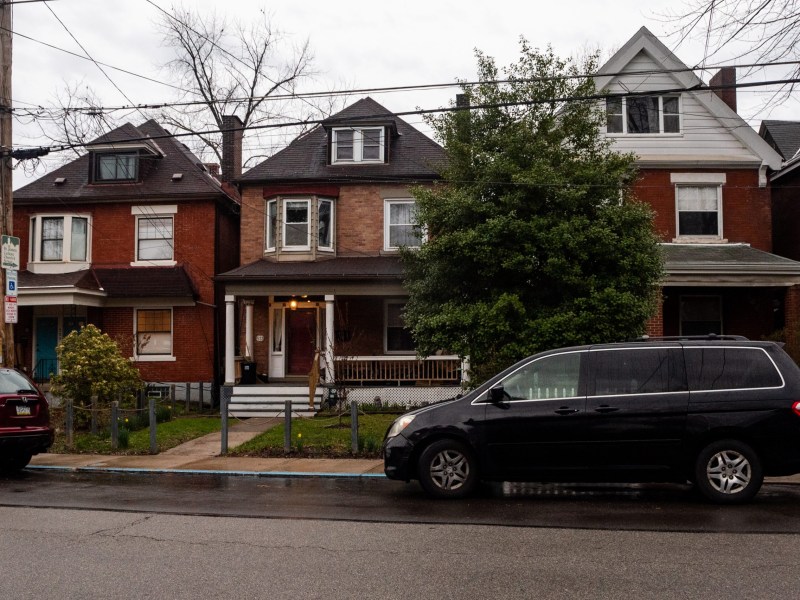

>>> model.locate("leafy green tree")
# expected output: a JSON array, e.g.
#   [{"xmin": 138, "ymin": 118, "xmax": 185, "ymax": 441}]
[
  {"xmin": 51, "ymin": 324, "xmax": 143, "ymax": 420},
  {"xmin": 402, "ymin": 40, "xmax": 664, "ymax": 383}
]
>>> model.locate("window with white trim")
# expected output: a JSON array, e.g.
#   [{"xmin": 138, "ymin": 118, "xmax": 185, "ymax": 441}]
[
  {"xmin": 606, "ymin": 95, "xmax": 680, "ymax": 134},
  {"xmin": 29, "ymin": 215, "xmax": 91, "ymax": 266},
  {"xmin": 283, "ymin": 200, "xmax": 310, "ymax": 249},
  {"xmin": 384, "ymin": 199, "xmax": 423, "ymax": 250},
  {"xmin": 676, "ymin": 185, "xmax": 721, "ymax": 237},
  {"xmin": 332, "ymin": 127, "xmax": 385, "ymax": 163},
  {"xmin": 266, "ymin": 199, "xmax": 278, "ymax": 251},
  {"xmin": 385, "ymin": 301, "xmax": 415, "ymax": 353},
  {"xmin": 318, "ymin": 198, "xmax": 333, "ymax": 251},
  {"xmin": 135, "ymin": 308, "xmax": 173, "ymax": 356},
  {"xmin": 136, "ymin": 216, "xmax": 174, "ymax": 261}
]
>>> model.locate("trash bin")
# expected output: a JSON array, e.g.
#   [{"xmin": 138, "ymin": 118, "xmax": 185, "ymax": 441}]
[{"xmin": 240, "ymin": 361, "xmax": 257, "ymax": 384}]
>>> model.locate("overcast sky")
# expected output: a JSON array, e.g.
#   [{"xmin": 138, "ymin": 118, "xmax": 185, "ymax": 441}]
[{"xmin": 10, "ymin": 0, "xmax": 799, "ymax": 189}]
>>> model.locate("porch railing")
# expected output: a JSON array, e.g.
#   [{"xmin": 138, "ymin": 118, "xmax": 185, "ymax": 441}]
[{"xmin": 333, "ymin": 355, "xmax": 462, "ymax": 386}]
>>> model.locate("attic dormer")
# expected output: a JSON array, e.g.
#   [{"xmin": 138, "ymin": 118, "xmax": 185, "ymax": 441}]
[
  {"xmin": 323, "ymin": 119, "xmax": 398, "ymax": 166},
  {"xmin": 87, "ymin": 138, "xmax": 165, "ymax": 184}
]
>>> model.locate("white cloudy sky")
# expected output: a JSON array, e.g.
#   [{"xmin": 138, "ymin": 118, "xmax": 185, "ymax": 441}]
[{"xmin": 10, "ymin": 0, "xmax": 799, "ymax": 188}]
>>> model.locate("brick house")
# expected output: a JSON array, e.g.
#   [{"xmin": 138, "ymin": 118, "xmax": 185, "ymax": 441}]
[
  {"xmin": 218, "ymin": 98, "xmax": 464, "ymax": 415},
  {"xmin": 761, "ymin": 120, "xmax": 800, "ymax": 259},
  {"xmin": 12, "ymin": 119, "xmax": 240, "ymax": 399},
  {"xmin": 597, "ymin": 27, "xmax": 800, "ymax": 340}
]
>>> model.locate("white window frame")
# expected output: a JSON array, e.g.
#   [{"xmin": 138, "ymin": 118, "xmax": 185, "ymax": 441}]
[
  {"xmin": 332, "ymin": 127, "xmax": 385, "ymax": 164},
  {"xmin": 27, "ymin": 214, "xmax": 92, "ymax": 274},
  {"xmin": 671, "ymin": 173, "xmax": 726, "ymax": 242},
  {"xmin": 266, "ymin": 199, "xmax": 278, "ymax": 252},
  {"xmin": 384, "ymin": 300, "xmax": 415, "ymax": 355},
  {"xmin": 282, "ymin": 199, "xmax": 311, "ymax": 251},
  {"xmin": 384, "ymin": 199, "xmax": 423, "ymax": 251},
  {"xmin": 318, "ymin": 198, "xmax": 335, "ymax": 252},
  {"xmin": 131, "ymin": 205, "xmax": 177, "ymax": 267},
  {"xmin": 134, "ymin": 307, "xmax": 176, "ymax": 362},
  {"xmin": 606, "ymin": 94, "xmax": 682, "ymax": 135}
]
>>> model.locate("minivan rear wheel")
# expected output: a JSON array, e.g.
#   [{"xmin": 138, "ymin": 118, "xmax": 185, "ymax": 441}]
[
  {"xmin": 694, "ymin": 439, "xmax": 763, "ymax": 504},
  {"xmin": 418, "ymin": 439, "xmax": 477, "ymax": 499}
]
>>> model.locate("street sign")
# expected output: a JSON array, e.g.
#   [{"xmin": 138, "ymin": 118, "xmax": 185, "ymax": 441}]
[
  {"xmin": 4, "ymin": 295, "xmax": 17, "ymax": 324},
  {"xmin": 1, "ymin": 235, "xmax": 19, "ymax": 270},
  {"xmin": 5, "ymin": 268, "xmax": 16, "ymax": 297}
]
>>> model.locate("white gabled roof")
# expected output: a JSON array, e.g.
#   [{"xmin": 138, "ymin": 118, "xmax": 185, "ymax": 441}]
[{"xmin": 596, "ymin": 27, "xmax": 783, "ymax": 171}]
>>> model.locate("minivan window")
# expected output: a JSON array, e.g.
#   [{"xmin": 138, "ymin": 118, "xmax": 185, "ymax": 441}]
[
  {"xmin": 684, "ymin": 347, "xmax": 783, "ymax": 391},
  {"xmin": 592, "ymin": 348, "xmax": 687, "ymax": 396},
  {"xmin": 499, "ymin": 352, "xmax": 582, "ymax": 400}
]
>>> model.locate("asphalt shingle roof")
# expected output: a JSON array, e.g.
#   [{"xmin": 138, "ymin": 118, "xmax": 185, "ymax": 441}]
[
  {"xmin": 19, "ymin": 266, "xmax": 196, "ymax": 298},
  {"xmin": 239, "ymin": 97, "xmax": 446, "ymax": 183},
  {"xmin": 662, "ymin": 243, "xmax": 800, "ymax": 274},
  {"xmin": 14, "ymin": 120, "xmax": 237, "ymax": 203},
  {"xmin": 759, "ymin": 120, "xmax": 800, "ymax": 161},
  {"xmin": 217, "ymin": 256, "xmax": 403, "ymax": 281}
]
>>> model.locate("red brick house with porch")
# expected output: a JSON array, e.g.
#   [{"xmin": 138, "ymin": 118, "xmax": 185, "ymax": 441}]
[
  {"xmin": 597, "ymin": 28, "xmax": 800, "ymax": 341},
  {"xmin": 218, "ymin": 97, "xmax": 464, "ymax": 415},
  {"xmin": 12, "ymin": 119, "xmax": 240, "ymax": 399}
]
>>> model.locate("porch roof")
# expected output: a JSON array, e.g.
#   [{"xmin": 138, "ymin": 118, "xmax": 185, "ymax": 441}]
[
  {"xmin": 217, "ymin": 256, "xmax": 404, "ymax": 281},
  {"xmin": 19, "ymin": 266, "xmax": 196, "ymax": 298},
  {"xmin": 662, "ymin": 243, "xmax": 800, "ymax": 286}
]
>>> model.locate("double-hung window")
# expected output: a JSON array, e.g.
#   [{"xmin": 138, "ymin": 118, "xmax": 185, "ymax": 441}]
[
  {"xmin": 676, "ymin": 186, "xmax": 721, "ymax": 237},
  {"xmin": 332, "ymin": 127, "xmax": 385, "ymax": 163},
  {"xmin": 606, "ymin": 95, "xmax": 680, "ymax": 134},
  {"xmin": 384, "ymin": 199, "xmax": 423, "ymax": 250},
  {"xmin": 132, "ymin": 206, "xmax": 177, "ymax": 265},
  {"xmin": 318, "ymin": 199, "xmax": 333, "ymax": 251},
  {"xmin": 136, "ymin": 308, "xmax": 173, "ymax": 357},
  {"xmin": 283, "ymin": 200, "xmax": 311, "ymax": 250},
  {"xmin": 28, "ymin": 215, "xmax": 91, "ymax": 272},
  {"xmin": 385, "ymin": 301, "xmax": 415, "ymax": 353}
]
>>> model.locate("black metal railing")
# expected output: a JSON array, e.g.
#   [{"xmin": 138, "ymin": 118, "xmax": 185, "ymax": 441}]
[{"xmin": 33, "ymin": 358, "xmax": 58, "ymax": 383}]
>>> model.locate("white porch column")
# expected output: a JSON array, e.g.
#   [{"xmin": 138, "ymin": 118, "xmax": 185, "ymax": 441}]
[
  {"xmin": 244, "ymin": 300, "xmax": 254, "ymax": 360},
  {"xmin": 224, "ymin": 295, "xmax": 236, "ymax": 385},
  {"xmin": 461, "ymin": 356, "xmax": 471, "ymax": 386},
  {"xmin": 325, "ymin": 294, "xmax": 335, "ymax": 384}
]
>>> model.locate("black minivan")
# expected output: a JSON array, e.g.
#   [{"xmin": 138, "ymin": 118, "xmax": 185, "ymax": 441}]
[{"xmin": 383, "ymin": 337, "xmax": 800, "ymax": 503}]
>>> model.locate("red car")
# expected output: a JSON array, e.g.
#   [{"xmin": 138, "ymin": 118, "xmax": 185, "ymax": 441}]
[{"xmin": 0, "ymin": 368, "xmax": 53, "ymax": 473}]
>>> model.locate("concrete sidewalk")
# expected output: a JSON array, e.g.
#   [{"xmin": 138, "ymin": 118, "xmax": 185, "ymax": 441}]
[{"xmin": 29, "ymin": 417, "xmax": 386, "ymax": 478}]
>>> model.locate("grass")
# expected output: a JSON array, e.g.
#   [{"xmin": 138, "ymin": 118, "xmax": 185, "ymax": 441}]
[
  {"xmin": 232, "ymin": 412, "xmax": 399, "ymax": 458},
  {"xmin": 50, "ymin": 416, "xmax": 222, "ymax": 455}
]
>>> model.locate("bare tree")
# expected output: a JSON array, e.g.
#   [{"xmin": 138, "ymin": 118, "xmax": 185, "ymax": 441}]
[
  {"xmin": 666, "ymin": 0, "xmax": 800, "ymax": 103},
  {"xmin": 156, "ymin": 4, "xmax": 316, "ymax": 168}
]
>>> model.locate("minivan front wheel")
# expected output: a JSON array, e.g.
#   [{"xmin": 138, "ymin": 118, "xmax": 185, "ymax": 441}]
[
  {"xmin": 694, "ymin": 440, "xmax": 763, "ymax": 504},
  {"xmin": 418, "ymin": 439, "xmax": 478, "ymax": 499},
  {"xmin": 0, "ymin": 451, "xmax": 32, "ymax": 474}
]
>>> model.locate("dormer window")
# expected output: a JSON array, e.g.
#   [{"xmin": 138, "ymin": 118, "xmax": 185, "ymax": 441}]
[
  {"xmin": 332, "ymin": 127, "xmax": 385, "ymax": 164},
  {"xmin": 94, "ymin": 152, "xmax": 138, "ymax": 182},
  {"xmin": 606, "ymin": 95, "xmax": 680, "ymax": 134}
]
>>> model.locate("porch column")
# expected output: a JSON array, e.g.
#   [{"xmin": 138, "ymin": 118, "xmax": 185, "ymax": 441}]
[
  {"xmin": 244, "ymin": 299, "xmax": 254, "ymax": 360},
  {"xmin": 325, "ymin": 294, "xmax": 335, "ymax": 384},
  {"xmin": 461, "ymin": 356, "xmax": 470, "ymax": 386},
  {"xmin": 224, "ymin": 295, "xmax": 236, "ymax": 385}
]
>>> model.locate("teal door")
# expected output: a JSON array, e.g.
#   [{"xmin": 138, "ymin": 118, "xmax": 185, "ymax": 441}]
[{"xmin": 35, "ymin": 317, "xmax": 59, "ymax": 382}]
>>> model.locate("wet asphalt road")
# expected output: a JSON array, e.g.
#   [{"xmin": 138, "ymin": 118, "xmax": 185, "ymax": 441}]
[{"xmin": 3, "ymin": 469, "xmax": 800, "ymax": 533}]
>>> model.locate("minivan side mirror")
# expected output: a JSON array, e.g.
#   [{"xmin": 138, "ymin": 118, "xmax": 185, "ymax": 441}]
[{"xmin": 489, "ymin": 385, "xmax": 508, "ymax": 404}]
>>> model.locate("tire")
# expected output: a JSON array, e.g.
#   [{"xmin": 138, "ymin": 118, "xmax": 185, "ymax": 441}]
[
  {"xmin": 0, "ymin": 451, "xmax": 32, "ymax": 474},
  {"xmin": 417, "ymin": 439, "xmax": 478, "ymax": 499},
  {"xmin": 694, "ymin": 439, "xmax": 763, "ymax": 504}
]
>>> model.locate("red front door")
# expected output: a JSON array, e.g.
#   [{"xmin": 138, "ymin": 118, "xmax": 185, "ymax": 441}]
[{"xmin": 286, "ymin": 308, "xmax": 317, "ymax": 375}]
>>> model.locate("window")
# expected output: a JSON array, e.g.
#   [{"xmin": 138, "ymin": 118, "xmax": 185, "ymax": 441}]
[
  {"xmin": 332, "ymin": 127, "xmax": 385, "ymax": 163},
  {"xmin": 385, "ymin": 200, "xmax": 423, "ymax": 250},
  {"xmin": 283, "ymin": 200, "xmax": 310, "ymax": 249},
  {"xmin": 266, "ymin": 200, "xmax": 278, "ymax": 250},
  {"xmin": 676, "ymin": 185, "xmax": 721, "ymax": 237},
  {"xmin": 591, "ymin": 348, "xmax": 687, "ymax": 396},
  {"xmin": 499, "ymin": 352, "xmax": 583, "ymax": 400},
  {"xmin": 136, "ymin": 309, "xmax": 172, "ymax": 356},
  {"xmin": 606, "ymin": 95, "xmax": 680, "ymax": 134},
  {"xmin": 684, "ymin": 347, "xmax": 783, "ymax": 391},
  {"xmin": 386, "ymin": 302, "xmax": 415, "ymax": 353},
  {"xmin": 680, "ymin": 296, "xmax": 722, "ymax": 335},
  {"xmin": 29, "ymin": 215, "xmax": 91, "ymax": 269},
  {"xmin": 137, "ymin": 216, "xmax": 174, "ymax": 261},
  {"xmin": 95, "ymin": 152, "xmax": 138, "ymax": 181},
  {"xmin": 318, "ymin": 199, "xmax": 333, "ymax": 250}
]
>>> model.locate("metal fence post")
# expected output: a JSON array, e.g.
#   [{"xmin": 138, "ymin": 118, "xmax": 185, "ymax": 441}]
[
  {"xmin": 351, "ymin": 401, "xmax": 359, "ymax": 454},
  {"xmin": 170, "ymin": 384, "xmax": 176, "ymax": 413},
  {"xmin": 220, "ymin": 393, "xmax": 228, "ymax": 455},
  {"xmin": 199, "ymin": 383, "xmax": 205, "ymax": 412},
  {"xmin": 185, "ymin": 383, "xmax": 190, "ymax": 412},
  {"xmin": 90, "ymin": 395, "xmax": 98, "ymax": 435},
  {"xmin": 284, "ymin": 400, "xmax": 291, "ymax": 453},
  {"xmin": 65, "ymin": 399, "xmax": 74, "ymax": 449},
  {"xmin": 111, "ymin": 401, "xmax": 119, "ymax": 450},
  {"xmin": 149, "ymin": 398, "xmax": 157, "ymax": 454}
]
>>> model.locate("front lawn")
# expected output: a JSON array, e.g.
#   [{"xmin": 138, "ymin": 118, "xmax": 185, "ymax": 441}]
[
  {"xmin": 232, "ymin": 412, "xmax": 399, "ymax": 458},
  {"xmin": 49, "ymin": 416, "xmax": 222, "ymax": 455}
]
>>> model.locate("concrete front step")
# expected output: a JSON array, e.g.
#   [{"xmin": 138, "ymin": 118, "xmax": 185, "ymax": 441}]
[{"xmin": 229, "ymin": 385, "xmax": 323, "ymax": 417}]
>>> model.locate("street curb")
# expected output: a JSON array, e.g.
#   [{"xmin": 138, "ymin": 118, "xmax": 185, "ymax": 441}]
[{"xmin": 27, "ymin": 464, "xmax": 388, "ymax": 479}]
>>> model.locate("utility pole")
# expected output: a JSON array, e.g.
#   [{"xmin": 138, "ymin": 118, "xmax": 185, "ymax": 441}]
[{"xmin": 0, "ymin": 0, "xmax": 14, "ymax": 368}]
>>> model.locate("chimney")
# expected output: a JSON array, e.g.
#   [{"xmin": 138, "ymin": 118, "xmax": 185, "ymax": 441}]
[
  {"xmin": 710, "ymin": 67, "xmax": 737, "ymax": 113},
  {"xmin": 221, "ymin": 114, "xmax": 243, "ymax": 183},
  {"xmin": 203, "ymin": 163, "xmax": 220, "ymax": 176}
]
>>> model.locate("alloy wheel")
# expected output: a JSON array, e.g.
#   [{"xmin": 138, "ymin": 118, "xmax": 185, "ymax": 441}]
[
  {"xmin": 706, "ymin": 449, "xmax": 752, "ymax": 495},
  {"xmin": 429, "ymin": 449, "xmax": 470, "ymax": 491}
]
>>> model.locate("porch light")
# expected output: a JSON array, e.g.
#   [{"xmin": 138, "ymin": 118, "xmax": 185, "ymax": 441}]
[{"xmin": 289, "ymin": 299, "xmax": 298, "ymax": 310}]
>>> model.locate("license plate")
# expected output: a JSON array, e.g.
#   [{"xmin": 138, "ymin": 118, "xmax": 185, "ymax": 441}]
[{"xmin": 15, "ymin": 405, "xmax": 31, "ymax": 416}]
